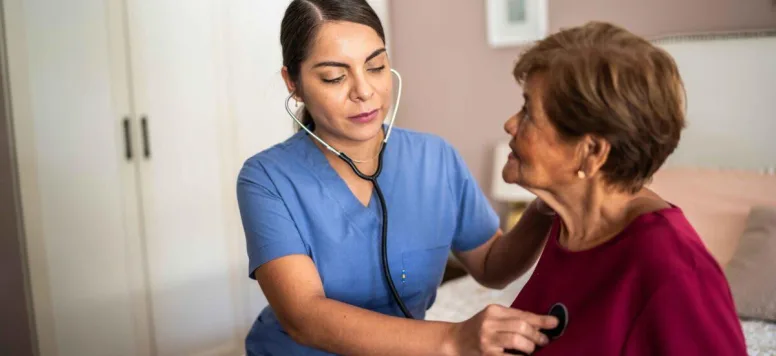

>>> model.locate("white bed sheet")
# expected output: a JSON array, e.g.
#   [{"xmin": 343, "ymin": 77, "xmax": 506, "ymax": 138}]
[{"xmin": 426, "ymin": 271, "xmax": 776, "ymax": 355}]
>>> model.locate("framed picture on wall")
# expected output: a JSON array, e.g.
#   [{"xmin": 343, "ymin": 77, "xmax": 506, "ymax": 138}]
[{"xmin": 486, "ymin": 0, "xmax": 548, "ymax": 48}]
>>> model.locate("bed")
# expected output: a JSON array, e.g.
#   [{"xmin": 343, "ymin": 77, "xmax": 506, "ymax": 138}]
[{"xmin": 428, "ymin": 29, "xmax": 776, "ymax": 355}]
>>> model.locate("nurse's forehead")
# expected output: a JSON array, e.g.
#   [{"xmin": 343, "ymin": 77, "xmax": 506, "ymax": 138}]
[{"xmin": 306, "ymin": 21, "xmax": 385, "ymax": 63}]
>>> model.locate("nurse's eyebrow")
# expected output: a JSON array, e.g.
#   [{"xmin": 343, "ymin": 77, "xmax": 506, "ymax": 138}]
[{"xmin": 312, "ymin": 48, "xmax": 387, "ymax": 69}]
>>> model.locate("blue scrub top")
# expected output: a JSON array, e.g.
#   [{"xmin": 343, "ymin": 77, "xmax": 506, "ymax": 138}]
[{"xmin": 236, "ymin": 126, "xmax": 499, "ymax": 355}]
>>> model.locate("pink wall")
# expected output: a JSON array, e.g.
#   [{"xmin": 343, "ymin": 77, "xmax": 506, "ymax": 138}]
[{"xmin": 389, "ymin": 0, "xmax": 776, "ymax": 213}]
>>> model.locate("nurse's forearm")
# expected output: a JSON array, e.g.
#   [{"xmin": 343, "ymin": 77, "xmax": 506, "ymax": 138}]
[
  {"xmin": 293, "ymin": 296, "xmax": 455, "ymax": 356},
  {"xmin": 482, "ymin": 200, "xmax": 553, "ymax": 288}
]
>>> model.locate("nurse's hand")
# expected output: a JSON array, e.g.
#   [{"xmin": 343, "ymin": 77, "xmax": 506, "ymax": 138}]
[{"xmin": 447, "ymin": 304, "xmax": 557, "ymax": 355}]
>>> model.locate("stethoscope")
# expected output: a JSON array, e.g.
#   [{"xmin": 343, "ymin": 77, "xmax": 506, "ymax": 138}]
[
  {"xmin": 284, "ymin": 68, "xmax": 414, "ymax": 319},
  {"xmin": 284, "ymin": 69, "xmax": 571, "ymax": 349}
]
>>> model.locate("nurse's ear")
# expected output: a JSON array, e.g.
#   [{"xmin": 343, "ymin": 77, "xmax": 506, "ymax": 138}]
[{"xmin": 281, "ymin": 66, "xmax": 303, "ymax": 102}]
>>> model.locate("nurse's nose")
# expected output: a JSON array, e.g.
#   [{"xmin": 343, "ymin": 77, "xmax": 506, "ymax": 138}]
[{"xmin": 350, "ymin": 74, "xmax": 375, "ymax": 102}]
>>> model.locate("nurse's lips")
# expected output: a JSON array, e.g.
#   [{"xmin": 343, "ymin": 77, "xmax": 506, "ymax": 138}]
[{"xmin": 349, "ymin": 109, "xmax": 378, "ymax": 124}]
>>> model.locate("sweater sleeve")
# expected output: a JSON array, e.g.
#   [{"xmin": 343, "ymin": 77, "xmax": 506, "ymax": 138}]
[{"xmin": 621, "ymin": 268, "xmax": 748, "ymax": 356}]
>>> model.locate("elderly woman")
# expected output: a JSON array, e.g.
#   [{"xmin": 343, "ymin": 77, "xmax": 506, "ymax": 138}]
[{"xmin": 503, "ymin": 22, "xmax": 748, "ymax": 355}]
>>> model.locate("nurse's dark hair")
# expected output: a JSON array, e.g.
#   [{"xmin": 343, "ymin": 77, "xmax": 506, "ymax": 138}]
[{"xmin": 280, "ymin": 0, "xmax": 386, "ymax": 131}]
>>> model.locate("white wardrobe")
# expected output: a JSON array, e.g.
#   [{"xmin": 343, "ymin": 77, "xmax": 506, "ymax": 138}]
[
  {"xmin": 4, "ymin": 0, "xmax": 395, "ymax": 355},
  {"xmin": 5, "ymin": 0, "xmax": 393, "ymax": 355}
]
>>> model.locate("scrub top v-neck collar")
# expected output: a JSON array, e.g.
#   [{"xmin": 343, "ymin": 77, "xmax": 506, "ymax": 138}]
[{"xmin": 296, "ymin": 128, "xmax": 398, "ymax": 237}]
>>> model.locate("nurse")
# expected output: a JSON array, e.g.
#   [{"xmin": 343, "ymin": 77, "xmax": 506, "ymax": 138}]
[{"xmin": 236, "ymin": 0, "xmax": 556, "ymax": 354}]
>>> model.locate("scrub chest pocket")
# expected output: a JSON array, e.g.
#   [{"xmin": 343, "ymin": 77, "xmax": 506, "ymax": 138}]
[{"xmin": 401, "ymin": 244, "xmax": 450, "ymax": 301}]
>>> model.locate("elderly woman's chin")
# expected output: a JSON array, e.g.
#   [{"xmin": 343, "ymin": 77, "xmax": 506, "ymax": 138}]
[{"xmin": 501, "ymin": 154, "xmax": 524, "ymax": 186}]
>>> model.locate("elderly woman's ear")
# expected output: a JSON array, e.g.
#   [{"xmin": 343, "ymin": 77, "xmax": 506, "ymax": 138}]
[{"xmin": 576, "ymin": 135, "xmax": 610, "ymax": 179}]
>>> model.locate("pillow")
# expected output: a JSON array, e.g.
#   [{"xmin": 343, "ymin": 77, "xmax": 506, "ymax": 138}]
[
  {"xmin": 724, "ymin": 205, "xmax": 776, "ymax": 322},
  {"xmin": 648, "ymin": 168, "xmax": 776, "ymax": 268}
]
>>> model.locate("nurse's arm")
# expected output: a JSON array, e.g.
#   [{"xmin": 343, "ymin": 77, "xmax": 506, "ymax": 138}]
[
  {"xmin": 454, "ymin": 199, "xmax": 553, "ymax": 289},
  {"xmin": 256, "ymin": 254, "xmax": 455, "ymax": 355}
]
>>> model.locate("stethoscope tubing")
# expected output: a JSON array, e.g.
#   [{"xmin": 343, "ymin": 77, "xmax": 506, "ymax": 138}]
[{"xmin": 343, "ymin": 149, "xmax": 413, "ymax": 319}]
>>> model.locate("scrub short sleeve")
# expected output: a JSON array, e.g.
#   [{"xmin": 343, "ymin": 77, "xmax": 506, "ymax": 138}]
[
  {"xmin": 446, "ymin": 144, "xmax": 500, "ymax": 252},
  {"xmin": 236, "ymin": 159, "xmax": 308, "ymax": 279}
]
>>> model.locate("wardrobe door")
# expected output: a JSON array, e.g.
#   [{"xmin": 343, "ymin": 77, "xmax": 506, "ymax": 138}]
[
  {"xmin": 5, "ymin": 0, "xmax": 149, "ymax": 355},
  {"xmin": 125, "ymin": 0, "xmax": 241, "ymax": 354}
]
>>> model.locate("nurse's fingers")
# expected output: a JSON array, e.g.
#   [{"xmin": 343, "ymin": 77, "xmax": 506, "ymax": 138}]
[
  {"xmin": 500, "ymin": 308, "xmax": 558, "ymax": 330},
  {"xmin": 491, "ymin": 331, "xmax": 537, "ymax": 354},
  {"xmin": 492, "ymin": 318, "xmax": 548, "ymax": 347}
]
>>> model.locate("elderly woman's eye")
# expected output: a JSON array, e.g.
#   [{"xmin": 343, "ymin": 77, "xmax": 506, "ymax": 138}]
[{"xmin": 520, "ymin": 107, "xmax": 530, "ymax": 120}]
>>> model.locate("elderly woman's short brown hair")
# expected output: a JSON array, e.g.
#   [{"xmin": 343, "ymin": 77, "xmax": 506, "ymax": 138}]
[{"xmin": 513, "ymin": 21, "xmax": 686, "ymax": 192}]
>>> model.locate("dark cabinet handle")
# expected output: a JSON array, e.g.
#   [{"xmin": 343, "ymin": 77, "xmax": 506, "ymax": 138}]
[
  {"xmin": 141, "ymin": 116, "xmax": 151, "ymax": 158},
  {"xmin": 122, "ymin": 117, "xmax": 132, "ymax": 160}
]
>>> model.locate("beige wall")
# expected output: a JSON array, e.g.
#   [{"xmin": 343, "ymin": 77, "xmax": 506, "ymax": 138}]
[{"xmin": 389, "ymin": 0, "xmax": 776, "ymax": 213}]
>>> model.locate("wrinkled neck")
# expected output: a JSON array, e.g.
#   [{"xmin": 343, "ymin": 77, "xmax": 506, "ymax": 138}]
[{"xmin": 544, "ymin": 182, "xmax": 636, "ymax": 251}]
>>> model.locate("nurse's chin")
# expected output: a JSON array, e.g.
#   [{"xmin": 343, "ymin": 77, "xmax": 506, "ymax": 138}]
[{"xmin": 343, "ymin": 123, "xmax": 384, "ymax": 143}]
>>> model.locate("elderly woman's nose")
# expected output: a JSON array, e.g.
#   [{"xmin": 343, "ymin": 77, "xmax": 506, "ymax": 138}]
[{"xmin": 504, "ymin": 115, "xmax": 518, "ymax": 136}]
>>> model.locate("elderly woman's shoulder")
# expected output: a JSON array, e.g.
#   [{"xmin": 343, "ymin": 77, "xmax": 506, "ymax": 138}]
[{"xmin": 625, "ymin": 205, "xmax": 724, "ymax": 282}]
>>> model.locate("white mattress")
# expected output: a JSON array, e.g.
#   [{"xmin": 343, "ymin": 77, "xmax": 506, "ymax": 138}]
[{"xmin": 426, "ymin": 271, "xmax": 776, "ymax": 355}]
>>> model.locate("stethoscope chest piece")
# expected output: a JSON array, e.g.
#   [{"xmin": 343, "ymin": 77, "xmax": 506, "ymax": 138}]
[
  {"xmin": 505, "ymin": 302, "xmax": 569, "ymax": 355},
  {"xmin": 544, "ymin": 303, "xmax": 569, "ymax": 340}
]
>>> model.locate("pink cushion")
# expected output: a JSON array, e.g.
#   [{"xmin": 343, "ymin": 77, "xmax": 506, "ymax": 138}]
[{"xmin": 647, "ymin": 168, "xmax": 776, "ymax": 267}]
